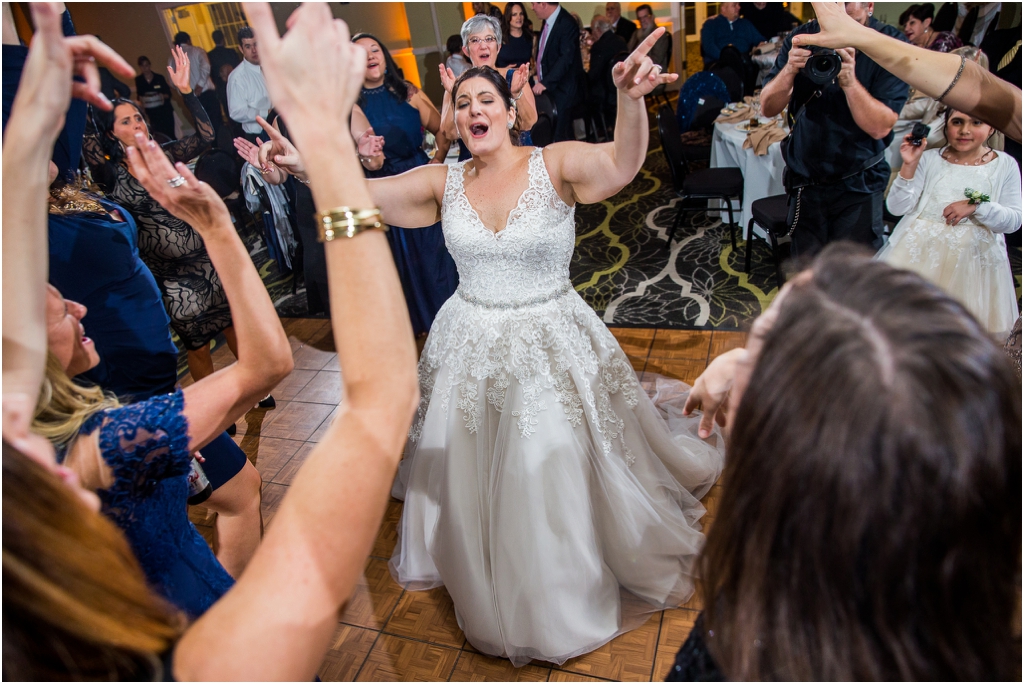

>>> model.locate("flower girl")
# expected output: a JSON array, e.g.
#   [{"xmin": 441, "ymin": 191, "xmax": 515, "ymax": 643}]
[{"xmin": 878, "ymin": 108, "xmax": 1021, "ymax": 337}]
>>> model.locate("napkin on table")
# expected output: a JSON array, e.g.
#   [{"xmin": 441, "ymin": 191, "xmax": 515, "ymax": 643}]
[{"xmin": 742, "ymin": 123, "xmax": 787, "ymax": 156}]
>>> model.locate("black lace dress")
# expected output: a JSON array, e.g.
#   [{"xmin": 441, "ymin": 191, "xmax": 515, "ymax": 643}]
[{"xmin": 84, "ymin": 93, "xmax": 230, "ymax": 350}]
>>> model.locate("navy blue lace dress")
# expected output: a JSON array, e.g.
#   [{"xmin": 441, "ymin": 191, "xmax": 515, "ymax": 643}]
[{"xmin": 78, "ymin": 390, "xmax": 234, "ymax": 618}]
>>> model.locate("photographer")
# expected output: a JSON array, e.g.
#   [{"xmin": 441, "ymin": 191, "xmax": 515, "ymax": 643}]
[{"xmin": 761, "ymin": 2, "xmax": 909, "ymax": 255}]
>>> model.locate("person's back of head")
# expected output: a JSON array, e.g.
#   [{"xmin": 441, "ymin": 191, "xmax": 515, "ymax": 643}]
[
  {"xmin": 591, "ymin": 14, "xmax": 611, "ymax": 37},
  {"xmin": 2, "ymin": 441, "xmax": 183, "ymax": 680},
  {"xmin": 447, "ymin": 33, "xmax": 463, "ymax": 57},
  {"xmin": 211, "ymin": 29, "xmax": 225, "ymax": 46},
  {"xmin": 700, "ymin": 244, "xmax": 1021, "ymax": 681},
  {"xmin": 173, "ymin": 31, "xmax": 191, "ymax": 46}
]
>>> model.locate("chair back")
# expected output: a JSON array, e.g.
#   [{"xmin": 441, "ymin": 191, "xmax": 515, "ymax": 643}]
[
  {"xmin": 710, "ymin": 65, "xmax": 743, "ymax": 102},
  {"xmin": 657, "ymin": 105, "xmax": 687, "ymax": 189}
]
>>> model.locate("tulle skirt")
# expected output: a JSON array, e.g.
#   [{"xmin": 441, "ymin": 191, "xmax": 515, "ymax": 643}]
[
  {"xmin": 390, "ymin": 291, "xmax": 725, "ymax": 666},
  {"xmin": 877, "ymin": 217, "xmax": 1019, "ymax": 337}
]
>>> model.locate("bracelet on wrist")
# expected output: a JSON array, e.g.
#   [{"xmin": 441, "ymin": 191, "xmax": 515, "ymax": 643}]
[{"xmin": 317, "ymin": 207, "xmax": 386, "ymax": 241}]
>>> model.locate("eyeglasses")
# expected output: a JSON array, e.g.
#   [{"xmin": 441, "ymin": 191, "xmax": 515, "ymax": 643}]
[{"xmin": 468, "ymin": 35, "xmax": 498, "ymax": 47}]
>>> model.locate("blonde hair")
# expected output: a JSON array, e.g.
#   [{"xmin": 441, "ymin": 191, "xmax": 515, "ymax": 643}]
[{"xmin": 33, "ymin": 353, "xmax": 120, "ymax": 453}]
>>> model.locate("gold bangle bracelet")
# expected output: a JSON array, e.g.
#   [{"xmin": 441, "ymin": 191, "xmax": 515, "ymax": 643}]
[{"xmin": 317, "ymin": 207, "xmax": 386, "ymax": 242}]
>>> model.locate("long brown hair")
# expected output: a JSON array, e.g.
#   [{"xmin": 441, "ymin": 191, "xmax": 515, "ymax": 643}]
[
  {"xmin": 2, "ymin": 442, "xmax": 184, "ymax": 680},
  {"xmin": 700, "ymin": 244, "xmax": 1021, "ymax": 680}
]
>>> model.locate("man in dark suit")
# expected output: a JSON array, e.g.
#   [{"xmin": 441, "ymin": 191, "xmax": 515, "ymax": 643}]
[
  {"xmin": 606, "ymin": 1, "xmax": 637, "ymax": 43},
  {"xmin": 532, "ymin": 2, "xmax": 584, "ymax": 141},
  {"xmin": 587, "ymin": 15, "xmax": 628, "ymax": 128}
]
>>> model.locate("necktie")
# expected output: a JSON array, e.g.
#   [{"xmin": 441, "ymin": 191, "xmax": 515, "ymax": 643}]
[
  {"xmin": 538, "ymin": 20, "xmax": 550, "ymax": 80},
  {"xmin": 958, "ymin": 5, "xmax": 979, "ymax": 45}
]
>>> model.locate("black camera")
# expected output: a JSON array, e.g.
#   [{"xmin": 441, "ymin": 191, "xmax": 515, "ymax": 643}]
[
  {"xmin": 801, "ymin": 46, "xmax": 842, "ymax": 86},
  {"xmin": 909, "ymin": 122, "xmax": 931, "ymax": 146}
]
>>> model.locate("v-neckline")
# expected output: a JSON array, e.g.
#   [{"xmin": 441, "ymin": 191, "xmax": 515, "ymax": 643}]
[{"xmin": 459, "ymin": 152, "xmax": 535, "ymax": 237}]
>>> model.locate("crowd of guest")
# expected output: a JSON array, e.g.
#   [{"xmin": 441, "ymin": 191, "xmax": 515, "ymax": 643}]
[{"xmin": 2, "ymin": 0, "xmax": 1021, "ymax": 681}]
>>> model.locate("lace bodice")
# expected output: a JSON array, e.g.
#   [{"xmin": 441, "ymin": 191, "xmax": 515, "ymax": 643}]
[
  {"xmin": 917, "ymin": 157, "xmax": 999, "ymax": 224},
  {"xmin": 79, "ymin": 391, "xmax": 234, "ymax": 616},
  {"xmin": 442, "ymin": 148, "xmax": 576, "ymax": 308}
]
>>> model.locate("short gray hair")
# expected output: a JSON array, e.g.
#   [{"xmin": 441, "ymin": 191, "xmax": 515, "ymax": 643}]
[
  {"xmin": 461, "ymin": 14, "xmax": 502, "ymax": 46},
  {"xmin": 592, "ymin": 14, "xmax": 611, "ymax": 33}
]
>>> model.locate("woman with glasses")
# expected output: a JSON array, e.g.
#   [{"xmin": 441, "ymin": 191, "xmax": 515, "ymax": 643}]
[{"xmin": 439, "ymin": 14, "xmax": 538, "ymax": 158}]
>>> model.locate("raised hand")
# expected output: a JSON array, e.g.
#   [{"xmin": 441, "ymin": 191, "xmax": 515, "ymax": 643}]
[
  {"xmin": 356, "ymin": 127, "xmax": 384, "ymax": 158},
  {"xmin": 612, "ymin": 27, "xmax": 677, "ymax": 99},
  {"xmin": 13, "ymin": 3, "xmax": 134, "ymax": 131},
  {"xmin": 439, "ymin": 63, "xmax": 457, "ymax": 94},
  {"xmin": 126, "ymin": 132, "xmax": 230, "ymax": 232},
  {"xmin": 167, "ymin": 45, "xmax": 193, "ymax": 93},
  {"xmin": 233, "ymin": 136, "xmax": 264, "ymax": 170},
  {"xmin": 898, "ymin": 133, "xmax": 926, "ymax": 168},
  {"xmin": 253, "ymin": 115, "xmax": 305, "ymax": 177},
  {"xmin": 792, "ymin": 2, "xmax": 863, "ymax": 51},
  {"xmin": 509, "ymin": 64, "xmax": 529, "ymax": 98},
  {"xmin": 243, "ymin": 2, "xmax": 365, "ymax": 150}
]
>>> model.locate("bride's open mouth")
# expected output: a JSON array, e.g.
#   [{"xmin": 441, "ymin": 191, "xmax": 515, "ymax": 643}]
[{"xmin": 470, "ymin": 122, "xmax": 489, "ymax": 138}]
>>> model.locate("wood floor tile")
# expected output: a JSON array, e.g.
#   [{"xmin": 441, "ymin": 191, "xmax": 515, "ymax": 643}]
[
  {"xmin": 291, "ymin": 342, "xmax": 338, "ymax": 371},
  {"xmin": 384, "ymin": 586, "xmax": 465, "ymax": 648},
  {"xmin": 309, "ymin": 405, "xmax": 341, "ymax": 443},
  {"xmin": 235, "ymin": 434, "xmax": 304, "ymax": 481},
  {"xmin": 271, "ymin": 442, "xmax": 316, "ymax": 486},
  {"xmin": 558, "ymin": 614, "xmax": 660, "ymax": 682},
  {"xmin": 648, "ymin": 330, "xmax": 712, "ymax": 360},
  {"xmin": 608, "ymin": 328, "xmax": 655, "ymax": 359},
  {"xmin": 355, "ymin": 635, "xmax": 460, "ymax": 682},
  {"xmin": 188, "ymin": 504, "xmax": 217, "ymax": 527},
  {"xmin": 283, "ymin": 317, "xmax": 330, "ymax": 339},
  {"xmin": 707, "ymin": 331, "xmax": 748, "ymax": 361},
  {"xmin": 548, "ymin": 670, "xmax": 614, "ymax": 682},
  {"xmin": 657, "ymin": 609, "xmax": 699, "ymax": 654},
  {"xmin": 260, "ymin": 482, "xmax": 289, "ymax": 527},
  {"xmin": 270, "ymin": 368, "xmax": 318, "ymax": 402},
  {"xmin": 372, "ymin": 500, "xmax": 403, "ymax": 559},
  {"xmin": 642, "ymin": 358, "xmax": 706, "ymax": 385},
  {"xmin": 652, "ymin": 650, "xmax": 676, "ymax": 682},
  {"xmin": 448, "ymin": 651, "xmax": 550, "ymax": 681},
  {"xmin": 318, "ymin": 624, "xmax": 379, "ymax": 682},
  {"xmin": 232, "ymin": 404, "xmax": 277, "ymax": 437},
  {"xmin": 341, "ymin": 557, "xmax": 405, "ymax": 630},
  {"xmin": 259, "ymin": 400, "xmax": 336, "ymax": 441},
  {"xmin": 294, "ymin": 369, "xmax": 343, "ymax": 405}
]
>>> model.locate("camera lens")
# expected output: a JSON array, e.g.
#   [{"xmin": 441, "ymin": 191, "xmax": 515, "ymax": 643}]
[{"xmin": 801, "ymin": 47, "xmax": 842, "ymax": 86}]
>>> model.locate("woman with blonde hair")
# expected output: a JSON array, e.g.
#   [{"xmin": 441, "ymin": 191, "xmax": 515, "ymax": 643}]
[{"xmin": 5, "ymin": 3, "xmax": 416, "ymax": 679}]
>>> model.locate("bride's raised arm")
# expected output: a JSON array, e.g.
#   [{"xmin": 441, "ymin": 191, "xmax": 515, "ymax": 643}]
[
  {"xmin": 367, "ymin": 165, "xmax": 447, "ymax": 229},
  {"xmin": 546, "ymin": 28, "xmax": 677, "ymax": 205}
]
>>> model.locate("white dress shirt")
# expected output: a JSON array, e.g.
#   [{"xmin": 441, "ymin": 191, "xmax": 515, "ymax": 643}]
[
  {"xmin": 169, "ymin": 44, "xmax": 212, "ymax": 93},
  {"xmin": 227, "ymin": 59, "xmax": 271, "ymax": 135}
]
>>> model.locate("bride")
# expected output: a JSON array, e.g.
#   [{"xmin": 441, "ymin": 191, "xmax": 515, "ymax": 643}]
[{"xmin": 263, "ymin": 29, "xmax": 724, "ymax": 665}]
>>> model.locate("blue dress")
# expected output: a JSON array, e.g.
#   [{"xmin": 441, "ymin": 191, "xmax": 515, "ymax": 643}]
[
  {"xmin": 79, "ymin": 391, "xmax": 235, "ymax": 618},
  {"xmin": 49, "ymin": 200, "xmax": 179, "ymax": 401},
  {"xmin": 361, "ymin": 84, "xmax": 459, "ymax": 334}
]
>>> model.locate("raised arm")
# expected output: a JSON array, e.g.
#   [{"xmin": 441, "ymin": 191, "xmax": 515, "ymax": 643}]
[
  {"xmin": 796, "ymin": 1, "xmax": 1022, "ymax": 142},
  {"xmin": 549, "ymin": 28, "xmax": 677, "ymax": 205},
  {"xmin": 174, "ymin": 4, "xmax": 419, "ymax": 678},
  {"xmin": 165, "ymin": 46, "xmax": 214, "ymax": 161},
  {"xmin": 2, "ymin": 2, "xmax": 132, "ymax": 406},
  {"xmin": 125, "ymin": 134, "xmax": 292, "ymax": 452}
]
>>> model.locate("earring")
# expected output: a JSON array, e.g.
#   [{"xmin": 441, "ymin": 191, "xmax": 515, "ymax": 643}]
[{"xmin": 507, "ymin": 120, "xmax": 514, "ymax": 129}]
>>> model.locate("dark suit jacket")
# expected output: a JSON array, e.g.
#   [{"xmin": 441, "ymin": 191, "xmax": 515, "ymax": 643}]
[
  {"xmin": 538, "ymin": 8, "xmax": 584, "ymax": 104},
  {"xmin": 587, "ymin": 31, "xmax": 628, "ymax": 110},
  {"xmin": 614, "ymin": 17, "xmax": 637, "ymax": 42}
]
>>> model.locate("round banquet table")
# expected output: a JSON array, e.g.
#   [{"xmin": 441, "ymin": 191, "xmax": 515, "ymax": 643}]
[{"xmin": 709, "ymin": 120, "xmax": 787, "ymax": 238}]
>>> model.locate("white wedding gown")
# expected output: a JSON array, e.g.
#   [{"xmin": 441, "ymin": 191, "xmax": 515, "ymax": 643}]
[{"xmin": 390, "ymin": 148, "xmax": 725, "ymax": 666}]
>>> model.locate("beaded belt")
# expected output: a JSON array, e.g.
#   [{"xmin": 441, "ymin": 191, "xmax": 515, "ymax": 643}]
[{"xmin": 456, "ymin": 282, "xmax": 573, "ymax": 309}]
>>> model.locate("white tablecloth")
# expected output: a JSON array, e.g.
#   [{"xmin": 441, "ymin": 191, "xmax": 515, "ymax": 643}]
[{"xmin": 709, "ymin": 120, "xmax": 787, "ymax": 237}]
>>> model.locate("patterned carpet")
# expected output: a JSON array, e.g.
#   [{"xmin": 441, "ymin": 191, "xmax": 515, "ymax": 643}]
[{"xmin": 240, "ymin": 117, "xmax": 1023, "ymax": 333}]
